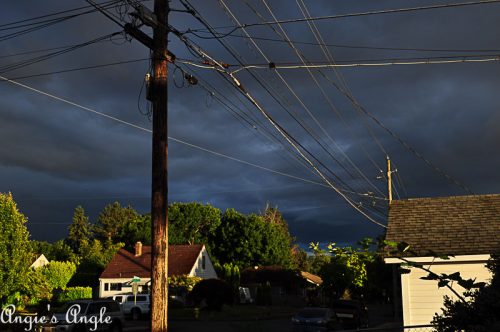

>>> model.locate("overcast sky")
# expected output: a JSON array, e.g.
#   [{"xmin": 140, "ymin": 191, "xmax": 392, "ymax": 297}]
[{"xmin": 1, "ymin": 0, "xmax": 499, "ymax": 246}]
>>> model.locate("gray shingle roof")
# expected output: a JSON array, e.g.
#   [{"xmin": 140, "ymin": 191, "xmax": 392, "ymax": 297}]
[{"xmin": 386, "ymin": 194, "xmax": 500, "ymax": 256}]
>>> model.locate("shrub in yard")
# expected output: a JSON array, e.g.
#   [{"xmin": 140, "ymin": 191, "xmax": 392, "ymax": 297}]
[
  {"xmin": 55, "ymin": 287, "xmax": 92, "ymax": 303},
  {"xmin": 189, "ymin": 278, "xmax": 233, "ymax": 311},
  {"xmin": 41, "ymin": 261, "xmax": 77, "ymax": 290},
  {"xmin": 169, "ymin": 275, "xmax": 202, "ymax": 294}
]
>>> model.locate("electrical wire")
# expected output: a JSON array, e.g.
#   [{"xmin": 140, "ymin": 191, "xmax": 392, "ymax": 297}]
[
  {"xmin": 222, "ymin": 0, "xmax": 385, "ymax": 200},
  {"xmin": 0, "ymin": 0, "xmax": 119, "ymax": 29},
  {"xmin": 255, "ymin": 0, "xmax": 388, "ymax": 214},
  {"xmin": 0, "ymin": 58, "xmax": 148, "ymax": 82},
  {"xmin": 222, "ymin": 56, "xmax": 500, "ymax": 71},
  {"xmin": 171, "ymin": 25, "xmax": 387, "ymax": 228},
  {"xmin": 0, "ymin": 1, "xmax": 123, "ymax": 43},
  {"xmin": 294, "ymin": 0, "xmax": 471, "ymax": 195},
  {"xmin": 0, "ymin": 73, "xmax": 387, "ymax": 201},
  {"xmin": 188, "ymin": 30, "xmax": 500, "ymax": 54},
  {"xmin": 188, "ymin": 1, "xmax": 377, "ymax": 198},
  {"xmin": 0, "ymin": 32, "xmax": 123, "ymax": 75},
  {"xmin": 190, "ymin": 0, "xmax": 500, "ymax": 32},
  {"xmin": 0, "ymin": 36, "xmax": 127, "ymax": 60},
  {"xmin": 172, "ymin": 12, "xmax": 360, "ymax": 195}
]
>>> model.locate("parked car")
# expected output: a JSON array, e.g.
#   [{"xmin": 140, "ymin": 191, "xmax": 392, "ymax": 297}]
[
  {"xmin": 120, "ymin": 294, "xmax": 150, "ymax": 320},
  {"xmin": 331, "ymin": 299, "xmax": 369, "ymax": 329},
  {"xmin": 292, "ymin": 307, "xmax": 342, "ymax": 332},
  {"xmin": 105, "ymin": 295, "xmax": 126, "ymax": 305},
  {"xmin": 44, "ymin": 299, "xmax": 124, "ymax": 332}
]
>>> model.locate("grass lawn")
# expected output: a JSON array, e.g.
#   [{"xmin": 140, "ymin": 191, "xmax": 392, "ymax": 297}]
[{"xmin": 169, "ymin": 305, "xmax": 297, "ymax": 321}]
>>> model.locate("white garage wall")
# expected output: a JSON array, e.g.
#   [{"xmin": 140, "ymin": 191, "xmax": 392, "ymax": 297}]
[{"xmin": 402, "ymin": 261, "xmax": 491, "ymax": 326}]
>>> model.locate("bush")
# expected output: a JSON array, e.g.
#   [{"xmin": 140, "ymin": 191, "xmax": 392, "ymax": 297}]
[
  {"xmin": 169, "ymin": 275, "xmax": 202, "ymax": 294},
  {"xmin": 189, "ymin": 279, "xmax": 233, "ymax": 311},
  {"xmin": 55, "ymin": 287, "xmax": 92, "ymax": 303},
  {"xmin": 41, "ymin": 261, "xmax": 77, "ymax": 290}
]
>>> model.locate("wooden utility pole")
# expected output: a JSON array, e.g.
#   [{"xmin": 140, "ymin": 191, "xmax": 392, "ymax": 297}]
[
  {"xmin": 150, "ymin": 0, "xmax": 169, "ymax": 331},
  {"xmin": 88, "ymin": 0, "xmax": 170, "ymax": 329},
  {"xmin": 387, "ymin": 156, "xmax": 393, "ymax": 204}
]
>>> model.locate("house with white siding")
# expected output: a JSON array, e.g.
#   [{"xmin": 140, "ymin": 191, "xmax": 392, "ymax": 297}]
[
  {"xmin": 384, "ymin": 194, "xmax": 500, "ymax": 326},
  {"xmin": 30, "ymin": 254, "xmax": 50, "ymax": 269},
  {"xmin": 99, "ymin": 242, "xmax": 217, "ymax": 298}
]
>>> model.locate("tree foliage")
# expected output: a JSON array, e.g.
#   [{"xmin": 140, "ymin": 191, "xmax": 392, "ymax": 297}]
[
  {"xmin": 117, "ymin": 214, "xmax": 151, "ymax": 248},
  {"xmin": 40, "ymin": 261, "xmax": 77, "ymax": 290},
  {"xmin": 309, "ymin": 238, "xmax": 391, "ymax": 301},
  {"xmin": 319, "ymin": 243, "xmax": 369, "ymax": 299},
  {"xmin": 71, "ymin": 239, "xmax": 123, "ymax": 287},
  {"xmin": 67, "ymin": 206, "xmax": 91, "ymax": 252},
  {"xmin": 208, "ymin": 208, "xmax": 293, "ymax": 269},
  {"xmin": 214, "ymin": 262, "xmax": 240, "ymax": 294},
  {"xmin": 93, "ymin": 202, "xmax": 139, "ymax": 243},
  {"xmin": 31, "ymin": 240, "xmax": 77, "ymax": 263},
  {"xmin": 0, "ymin": 193, "xmax": 32, "ymax": 305},
  {"xmin": 169, "ymin": 202, "xmax": 221, "ymax": 245}
]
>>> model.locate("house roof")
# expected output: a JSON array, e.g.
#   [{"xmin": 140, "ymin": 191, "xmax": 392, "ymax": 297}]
[
  {"xmin": 386, "ymin": 194, "xmax": 500, "ymax": 256},
  {"xmin": 100, "ymin": 244, "xmax": 204, "ymax": 279},
  {"xmin": 300, "ymin": 271, "xmax": 323, "ymax": 286}
]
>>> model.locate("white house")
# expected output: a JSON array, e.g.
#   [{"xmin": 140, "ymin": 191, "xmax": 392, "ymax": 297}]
[
  {"xmin": 30, "ymin": 254, "xmax": 50, "ymax": 269},
  {"xmin": 385, "ymin": 194, "xmax": 500, "ymax": 326},
  {"xmin": 99, "ymin": 242, "xmax": 217, "ymax": 298}
]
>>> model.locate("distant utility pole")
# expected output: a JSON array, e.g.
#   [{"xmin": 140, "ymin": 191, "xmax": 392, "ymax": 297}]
[{"xmin": 387, "ymin": 156, "xmax": 393, "ymax": 204}]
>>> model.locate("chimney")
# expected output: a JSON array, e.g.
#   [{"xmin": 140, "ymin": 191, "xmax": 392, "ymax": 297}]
[{"xmin": 135, "ymin": 241, "xmax": 143, "ymax": 257}]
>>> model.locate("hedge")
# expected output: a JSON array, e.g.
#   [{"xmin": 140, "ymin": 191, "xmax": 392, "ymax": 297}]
[{"xmin": 56, "ymin": 287, "xmax": 92, "ymax": 303}]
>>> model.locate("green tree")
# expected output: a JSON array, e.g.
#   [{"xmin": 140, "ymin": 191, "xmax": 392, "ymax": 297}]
[
  {"xmin": 117, "ymin": 214, "xmax": 152, "ymax": 249},
  {"xmin": 31, "ymin": 240, "xmax": 78, "ymax": 263},
  {"xmin": 22, "ymin": 268, "xmax": 52, "ymax": 305},
  {"xmin": 209, "ymin": 208, "xmax": 293, "ymax": 269},
  {"xmin": 93, "ymin": 202, "xmax": 139, "ymax": 243},
  {"xmin": 41, "ymin": 261, "xmax": 77, "ymax": 290},
  {"xmin": 308, "ymin": 242, "xmax": 331, "ymax": 275},
  {"xmin": 0, "ymin": 193, "xmax": 32, "ymax": 305},
  {"xmin": 71, "ymin": 239, "xmax": 123, "ymax": 287},
  {"xmin": 67, "ymin": 206, "xmax": 92, "ymax": 251},
  {"xmin": 209, "ymin": 209, "xmax": 261, "ymax": 268},
  {"xmin": 291, "ymin": 245, "xmax": 309, "ymax": 271},
  {"xmin": 169, "ymin": 202, "xmax": 221, "ymax": 245}
]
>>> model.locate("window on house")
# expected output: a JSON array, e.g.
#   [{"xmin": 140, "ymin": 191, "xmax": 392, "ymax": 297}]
[
  {"xmin": 110, "ymin": 283, "xmax": 122, "ymax": 291},
  {"xmin": 202, "ymin": 255, "xmax": 206, "ymax": 270},
  {"xmin": 104, "ymin": 283, "xmax": 109, "ymax": 291}
]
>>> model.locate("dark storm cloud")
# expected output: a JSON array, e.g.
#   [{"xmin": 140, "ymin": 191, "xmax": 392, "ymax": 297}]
[{"xmin": 1, "ymin": 0, "xmax": 499, "ymax": 242}]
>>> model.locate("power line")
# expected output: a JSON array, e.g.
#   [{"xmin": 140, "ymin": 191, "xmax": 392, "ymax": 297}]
[
  {"xmin": 221, "ymin": 55, "xmax": 500, "ymax": 71},
  {"xmin": 0, "ymin": 1, "xmax": 123, "ymax": 43},
  {"xmin": 171, "ymin": 22, "xmax": 387, "ymax": 228},
  {"xmin": 177, "ymin": 63, "xmax": 318, "ymax": 179},
  {"xmin": 190, "ymin": 0, "xmax": 500, "ymax": 33},
  {"xmin": 0, "ymin": 74, "xmax": 385, "ymax": 204},
  {"xmin": 0, "ymin": 58, "xmax": 148, "ymax": 82},
  {"xmin": 218, "ymin": 1, "xmax": 373, "ymax": 192},
  {"xmin": 188, "ymin": 30, "xmax": 500, "ymax": 54},
  {"xmin": 182, "ymin": 0, "xmax": 381, "ymax": 202},
  {"xmin": 0, "ymin": 0, "xmax": 119, "ymax": 29},
  {"xmin": 0, "ymin": 35, "xmax": 127, "ymax": 59},
  {"xmin": 254, "ymin": 0, "xmax": 389, "ymax": 216},
  {"xmin": 230, "ymin": 0, "xmax": 385, "ymax": 199},
  {"xmin": 0, "ymin": 32, "xmax": 122, "ymax": 75}
]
